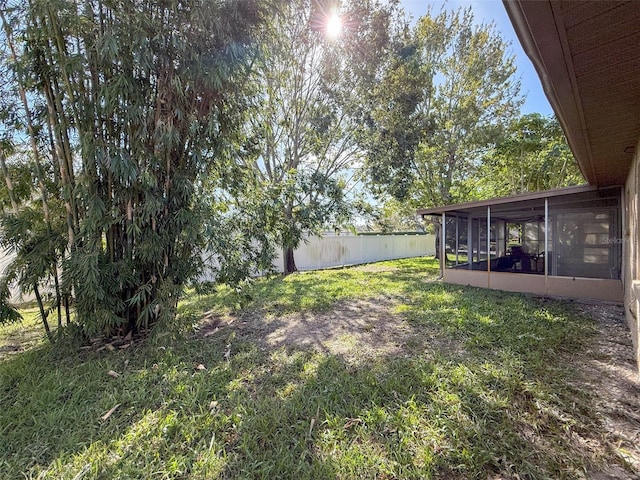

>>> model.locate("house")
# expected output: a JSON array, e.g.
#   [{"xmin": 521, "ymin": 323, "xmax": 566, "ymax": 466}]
[{"xmin": 418, "ymin": 1, "xmax": 640, "ymax": 369}]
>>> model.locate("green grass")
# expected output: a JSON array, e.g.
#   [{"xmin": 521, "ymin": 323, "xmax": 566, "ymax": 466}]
[
  {"xmin": 180, "ymin": 257, "xmax": 429, "ymax": 321},
  {"xmin": 0, "ymin": 257, "xmax": 624, "ymax": 479},
  {"xmin": 0, "ymin": 306, "xmax": 48, "ymax": 355}
]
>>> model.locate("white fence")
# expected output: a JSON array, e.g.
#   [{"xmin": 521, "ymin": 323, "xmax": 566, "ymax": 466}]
[
  {"xmin": 3, "ymin": 234, "xmax": 436, "ymax": 302},
  {"xmin": 273, "ymin": 233, "xmax": 436, "ymax": 272},
  {"xmin": 0, "ymin": 250, "xmax": 30, "ymax": 303}
]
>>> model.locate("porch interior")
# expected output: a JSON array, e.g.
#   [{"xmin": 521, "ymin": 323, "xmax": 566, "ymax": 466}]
[{"xmin": 442, "ymin": 186, "xmax": 621, "ymax": 281}]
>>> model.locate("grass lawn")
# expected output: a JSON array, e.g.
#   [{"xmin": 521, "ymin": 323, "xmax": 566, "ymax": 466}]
[{"xmin": 0, "ymin": 257, "xmax": 636, "ymax": 479}]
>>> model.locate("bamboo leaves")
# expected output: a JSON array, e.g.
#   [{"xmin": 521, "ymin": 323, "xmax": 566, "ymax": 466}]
[{"xmin": 0, "ymin": 0, "xmax": 270, "ymax": 337}]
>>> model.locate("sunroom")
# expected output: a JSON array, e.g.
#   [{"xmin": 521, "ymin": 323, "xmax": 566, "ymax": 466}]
[{"xmin": 417, "ymin": 185, "xmax": 623, "ymax": 302}]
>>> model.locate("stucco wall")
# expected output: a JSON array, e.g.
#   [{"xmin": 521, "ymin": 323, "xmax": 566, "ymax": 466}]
[{"xmin": 623, "ymin": 136, "xmax": 640, "ymax": 369}]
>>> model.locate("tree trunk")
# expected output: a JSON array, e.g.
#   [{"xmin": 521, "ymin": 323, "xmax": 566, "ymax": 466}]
[
  {"xmin": 282, "ymin": 200, "xmax": 298, "ymax": 275},
  {"xmin": 283, "ymin": 246, "xmax": 297, "ymax": 275},
  {"xmin": 33, "ymin": 284, "xmax": 53, "ymax": 343}
]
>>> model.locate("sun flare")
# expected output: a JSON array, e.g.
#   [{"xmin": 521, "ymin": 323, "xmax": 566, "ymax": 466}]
[{"xmin": 326, "ymin": 13, "xmax": 343, "ymax": 38}]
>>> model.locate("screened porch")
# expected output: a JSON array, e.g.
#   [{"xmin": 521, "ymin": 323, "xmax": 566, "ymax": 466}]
[{"xmin": 418, "ymin": 185, "xmax": 623, "ymax": 302}]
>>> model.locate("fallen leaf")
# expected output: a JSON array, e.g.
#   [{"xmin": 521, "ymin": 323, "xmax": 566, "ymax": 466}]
[
  {"xmin": 204, "ymin": 327, "xmax": 219, "ymax": 337},
  {"xmin": 107, "ymin": 370, "xmax": 120, "ymax": 378},
  {"xmin": 308, "ymin": 417, "xmax": 316, "ymax": 437},
  {"xmin": 343, "ymin": 417, "xmax": 363, "ymax": 429},
  {"xmin": 100, "ymin": 403, "xmax": 121, "ymax": 421},
  {"xmin": 196, "ymin": 364, "xmax": 206, "ymax": 371}
]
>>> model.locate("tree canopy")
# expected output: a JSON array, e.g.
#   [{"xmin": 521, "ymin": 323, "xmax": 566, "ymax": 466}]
[
  {"xmin": 468, "ymin": 113, "xmax": 584, "ymax": 199},
  {"xmin": 363, "ymin": 7, "xmax": 523, "ymax": 208},
  {"xmin": 216, "ymin": 0, "xmax": 401, "ymax": 274}
]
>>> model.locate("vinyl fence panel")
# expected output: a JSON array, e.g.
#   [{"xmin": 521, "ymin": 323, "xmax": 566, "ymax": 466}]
[{"xmin": 273, "ymin": 234, "xmax": 435, "ymax": 272}]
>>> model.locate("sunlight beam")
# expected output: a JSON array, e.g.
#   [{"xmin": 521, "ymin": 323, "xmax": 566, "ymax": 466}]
[{"xmin": 326, "ymin": 12, "xmax": 343, "ymax": 38}]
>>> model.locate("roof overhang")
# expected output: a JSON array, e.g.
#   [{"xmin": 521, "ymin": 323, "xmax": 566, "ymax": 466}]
[
  {"xmin": 503, "ymin": 0, "xmax": 640, "ymax": 187},
  {"xmin": 418, "ymin": 184, "xmax": 621, "ymax": 222}
]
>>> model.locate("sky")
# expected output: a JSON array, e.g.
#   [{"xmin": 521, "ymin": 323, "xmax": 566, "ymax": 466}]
[{"xmin": 400, "ymin": 0, "xmax": 554, "ymax": 116}]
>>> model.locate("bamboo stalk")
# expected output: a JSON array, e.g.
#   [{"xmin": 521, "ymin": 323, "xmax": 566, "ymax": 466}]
[
  {"xmin": 33, "ymin": 283, "xmax": 53, "ymax": 343},
  {"xmin": 0, "ymin": 151, "xmax": 19, "ymax": 214},
  {"xmin": 2, "ymin": 8, "xmax": 62, "ymax": 339}
]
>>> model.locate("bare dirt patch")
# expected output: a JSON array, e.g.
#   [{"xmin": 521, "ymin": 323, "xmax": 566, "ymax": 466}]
[
  {"xmin": 572, "ymin": 303, "xmax": 640, "ymax": 478},
  {"xmin": 259, "ymin": 298, "xmax": 409, "ymax": 360},
  {"xmin": 220, "ymin": 297, "xmax": 458, "ymax": 363},
  {"xmin": 199, "ymin": 296, "xmax": 461, "ymax": 364}
]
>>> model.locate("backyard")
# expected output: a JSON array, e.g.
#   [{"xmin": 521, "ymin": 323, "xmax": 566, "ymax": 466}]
[{"xmin": 0, "ymin": 257, "xmax": 638, "ymax": 479}]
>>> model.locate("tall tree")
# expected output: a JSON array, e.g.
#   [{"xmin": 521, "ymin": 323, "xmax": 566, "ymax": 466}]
[
  {"xmin": 0, "ymin": 5, "xmax": 68, "ymax": 335},
  {"xmin": 0, "ymin": 0, "xmax": 270, "ymax": 337},
  {"xmin": 227, "ymin": 0, "xmax": 398, "ymax": 274},
  {"xmin": 469, "ymin": 113, "xmax": 584, "ymax": 199},
  {"xmin": 363, "ymin": 29, "xmax": 431, "ymax": 201},
  {"xmin": 364, "ymin": 7, "xmax": 522, "ymax": 208}
]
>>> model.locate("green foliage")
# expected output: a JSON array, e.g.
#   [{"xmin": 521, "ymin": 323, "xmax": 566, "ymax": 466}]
[
  {"xmin": 223, "ymin": 0, "xmax": 401, "ymax": 273},
  {"xmin": 362, "ymin": 34, "xmax": 431, "ymax": 200},
  {"xmin": 468, "ymin": 114, "xmax": 585, "ymax": 199},
  {"xmin": 204, "ymin": 187, "xmax": 279, "ymax": 287},
  {"xmin": 363, "ymin": 7, "xmax": 522, "ymax": 208},
  {"xmin": 0, "ymin": 153, "xmax": 32, "ymax": 211},
  {"xmin": 0, "ymin": 0, "xmax": 271, "ymax": 337},
  {"xmin": 0, "ymin": 284, "xmax": 21, "ymax": 325},
  {"xmin": 0, "ymin": 206, "xmax": 66, "ymax": 294},
  {"xmin": 364, "ymin": 197, "xmax": 424, "ymax": 233}
]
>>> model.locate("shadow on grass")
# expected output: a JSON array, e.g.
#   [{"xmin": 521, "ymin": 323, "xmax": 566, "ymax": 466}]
[
  {"xmin": 0, "ymin": 257, "xmax": 633, "ymax": 478},
  {"xmin": 0, "ymin": 332, "xmax": 239, "ymax": 478},
  {"xmin": 179, "ymin": 257, "xmax": 442, "ymax": 323},
  {"xmin": 219, "ymin": 353, "xmax": 596, "ymax": 479},
  {"xmin": 207, "ymin": 285, "xmax": 607, "ymax": 479},
  {"xmin": 0, "ymin": 304, "xmax": 620, "ymax": 479}
]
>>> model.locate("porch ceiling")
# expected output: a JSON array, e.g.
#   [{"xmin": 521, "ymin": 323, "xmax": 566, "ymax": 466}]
[{"xmin": 503, "ymin": 0, "xmax": 640, "ymax": 187}]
